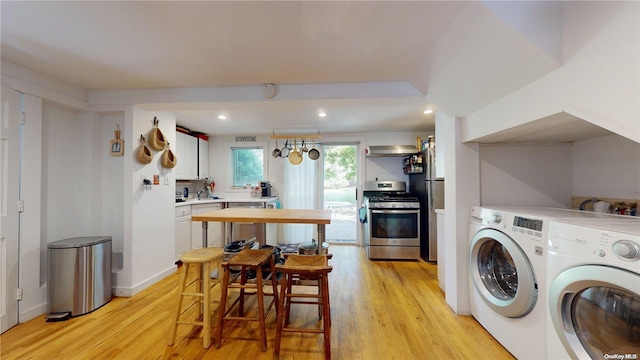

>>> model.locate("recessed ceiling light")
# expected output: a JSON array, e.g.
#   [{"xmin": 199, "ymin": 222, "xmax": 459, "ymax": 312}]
[
  {"xmin": 318, "ymin": 111, "xmax": 327, "ymax": 118},
  {"xmin": 423, "ymin": 109, "xmax": 433, "ymax": 114},
  {"xmin": 217, "ymin": 114, "xmax": 227, "ymax": 120}
]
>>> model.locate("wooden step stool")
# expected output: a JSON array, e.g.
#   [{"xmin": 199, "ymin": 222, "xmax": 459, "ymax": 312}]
[
  {"xmin": 274, "ymin": 254, "xmax": 333, "ymax": 359},
  {"xmin": 216, "ymin": 248, "xmax": 279, "ymax": 351},
  {"xmin": 167, "ymin": 247, "xmax": 223, "ymax": 348}
]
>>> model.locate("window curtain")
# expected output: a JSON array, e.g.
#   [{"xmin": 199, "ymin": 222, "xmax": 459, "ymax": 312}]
[{"xmin": 280, "ymin": 156, "xmax": 318, "ymax": 244}]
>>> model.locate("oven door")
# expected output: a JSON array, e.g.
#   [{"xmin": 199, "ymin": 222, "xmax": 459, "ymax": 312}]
[{"xmin": 369, "ymin": 209, "xmax": 420, "ymax": 246}]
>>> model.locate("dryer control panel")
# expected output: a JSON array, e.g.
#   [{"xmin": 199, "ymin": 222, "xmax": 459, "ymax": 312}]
[{"xmin": 549, "ymin": 220, "xmax": 640, "ymax": 265}]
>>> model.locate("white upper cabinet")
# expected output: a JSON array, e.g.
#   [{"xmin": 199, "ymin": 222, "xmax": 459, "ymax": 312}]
[
  {"xmin": 176, "ymin": 132, "xmax": 209, "ymax": 180},
  {"xmin": 175, "ymin": 132, "xmax": 198, "ymax": 180},
  {"xmin": 197, "ymin": 138, "xmax": 208, "ymax": 179}
]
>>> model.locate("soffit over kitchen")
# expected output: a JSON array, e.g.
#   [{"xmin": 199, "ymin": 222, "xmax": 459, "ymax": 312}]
[{"xmin": 1, "ymin": 1, "xmax": 564, "ymax": 136}]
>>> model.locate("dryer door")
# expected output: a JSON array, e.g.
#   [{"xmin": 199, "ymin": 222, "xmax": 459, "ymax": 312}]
[
  {"xmin": 469, "ymin": 228, "xmax": 537, "ymax": 318},
  {"xmin": 549, "ymin": 265, "xmax": 640, "ymax": 359}
]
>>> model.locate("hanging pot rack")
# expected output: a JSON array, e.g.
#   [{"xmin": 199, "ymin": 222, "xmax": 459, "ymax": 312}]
[
  {"xmin": 270, "ymin": 132, "xmax": 321, "ymax": 164},
  {"xmin": 270, "ymin": 133, "xmax": 321, "ymax": 140}
]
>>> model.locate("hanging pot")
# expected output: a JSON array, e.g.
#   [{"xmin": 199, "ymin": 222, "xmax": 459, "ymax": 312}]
[
  {"xmin": 308, "ymin": 139, "xmax": 320, "ymax": 160},
  {"xmin": 280, "ymin": 140, "xmax": 290, "ymax": 158},
  {"xmin": 272, "ymin": 140, "xmax": 281, "ymax": 158},
  {"xmin": 289, "ymin": 139, "xmax": 303, "ymax": 165}
]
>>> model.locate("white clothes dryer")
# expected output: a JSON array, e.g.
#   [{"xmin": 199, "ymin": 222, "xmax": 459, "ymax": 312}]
[
  {"xmin": 468, "ymin": 206, "xmax": 628, "ymax": 360},
  {"xmin": 547, "ymin": 218, "xmax": 640, "ymax": 360}
]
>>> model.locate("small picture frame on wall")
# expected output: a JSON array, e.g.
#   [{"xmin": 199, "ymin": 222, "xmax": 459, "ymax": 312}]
[
  {"xmin": 111, "ymin": 124, "xmax": 124, "ymax": 156},
  {"xmin": 111, "ymin": 139, "xmax": 124, "ymax": 156}
]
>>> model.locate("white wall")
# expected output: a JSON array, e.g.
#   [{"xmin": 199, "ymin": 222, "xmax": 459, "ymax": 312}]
[
  {"xmin": 464, "ymin": 1, "xmax": 640, "ymax": 144},
  {"xmin": 41, "ymin": 102, "xmax": 94, "ymax": 239},
  {"xmin": 123, "ymin": 108, "xmax": 177, "ymax": 296},
  {"xmin": 572, "ymin": 134, "xmax": 640, "ymax": 200},
  {"xmin": 441, "ymin": 113, "xmax": 479, "ymax": 315},
  {"xmin": 475, "ymin": 134, "xmax": 639, "ymax": 209},
  {"xmin": 479, "ymin": 144, "xmax": 572, "ymax": 207},
  {"xmin": 99, "ymin": 112, "xmax": 125, "ymax": 272}
]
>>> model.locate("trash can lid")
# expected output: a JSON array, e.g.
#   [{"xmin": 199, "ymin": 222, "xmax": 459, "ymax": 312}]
[{"xmin": 48, "ymin": 236, "xmax": 112, "ymax": 249}]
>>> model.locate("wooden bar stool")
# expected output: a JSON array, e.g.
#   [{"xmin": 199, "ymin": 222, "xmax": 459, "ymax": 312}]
[
  {"xmin": 168, "ymin": 247, "xmax": 223, "ymax": 348},
  {"xmin": 216, "ymin": 248, "xmax": 279, "ymax": 351},
  {"xmin": 274, "ymin": 254, "xmax": 333, "ymax": 359}
]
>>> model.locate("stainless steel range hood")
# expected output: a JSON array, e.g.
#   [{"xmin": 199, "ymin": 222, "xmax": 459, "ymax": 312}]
[{"xmin": 366, "ymin": 145, "xmax": 420, "ymax": 157}]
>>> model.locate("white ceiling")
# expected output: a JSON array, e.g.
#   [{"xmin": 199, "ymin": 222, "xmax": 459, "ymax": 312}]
[{"xmin": 1, "ymin": 1, "xmax": 562, "ymax": 135}]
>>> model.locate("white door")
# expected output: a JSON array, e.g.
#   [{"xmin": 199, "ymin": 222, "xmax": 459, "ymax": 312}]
[{"xmin": 1, "ymin": 86, "xmax": 21, "ymax": 333}]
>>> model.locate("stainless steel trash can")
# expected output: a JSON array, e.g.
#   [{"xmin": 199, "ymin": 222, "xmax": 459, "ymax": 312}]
[{"xmin": 46, "ymin": 236, "xmax": 112, "ymax": 321}]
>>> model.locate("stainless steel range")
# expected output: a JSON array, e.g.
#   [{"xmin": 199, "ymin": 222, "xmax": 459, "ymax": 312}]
[{"xmin": 362, "ymin": 181, "xmax": 420, "ymax": 260}]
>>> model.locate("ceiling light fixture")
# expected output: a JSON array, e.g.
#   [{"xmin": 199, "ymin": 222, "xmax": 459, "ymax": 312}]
[
  {"xmin": 423, "ymin": 109, "xmax": 433, "ymax": 114},
  {"xmin": 318, "ymin": 111, "xmax": 327, "ymax": 118},
  {"xmin": 217, "ymin": 114, "xmax": 227, "ymax": 120}
]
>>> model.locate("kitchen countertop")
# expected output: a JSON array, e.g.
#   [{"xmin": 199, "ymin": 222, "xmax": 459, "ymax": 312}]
[
  {"xmin": 191, "ymin": 208, "xmax": 331, "ymax": 224},
  {"xmin": 176, "ymin": 197, "xmax": 277, "ymax": 207}
]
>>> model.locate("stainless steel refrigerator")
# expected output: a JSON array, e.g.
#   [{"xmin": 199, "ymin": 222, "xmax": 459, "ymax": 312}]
[{"xmin": 408, "ymin": 147, "xmax": 444, "ymax": 262}]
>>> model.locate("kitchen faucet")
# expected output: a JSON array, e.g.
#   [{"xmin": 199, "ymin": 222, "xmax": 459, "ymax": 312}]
[{"xmin": 196, "ymin": 177, "xmax": 214, "ymax": 199}]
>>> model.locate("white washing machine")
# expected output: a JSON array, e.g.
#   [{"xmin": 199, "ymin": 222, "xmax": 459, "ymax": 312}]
[
  {"xmin": 547, "ymin": 218, "xmax": 640, "ymax": 360},
  {"xmin": 468, "ymin": 206, "xmax": 628, "ymax": 360}
]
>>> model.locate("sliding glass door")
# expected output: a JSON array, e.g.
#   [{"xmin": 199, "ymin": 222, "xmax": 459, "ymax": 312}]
[{"xmin": 321, "ymin": 144, "xmax": 357, "ymax": 244}]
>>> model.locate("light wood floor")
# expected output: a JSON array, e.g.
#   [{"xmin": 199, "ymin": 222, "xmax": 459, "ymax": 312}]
[{"xmin": 1, "ymin": 246, "xmax": 514, "ymax": 359}]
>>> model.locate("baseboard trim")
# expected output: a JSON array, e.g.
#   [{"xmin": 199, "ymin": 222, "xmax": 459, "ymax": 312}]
[{"xmin": 113, "ymin": 266, "xmax": 177, "ymax": 297}]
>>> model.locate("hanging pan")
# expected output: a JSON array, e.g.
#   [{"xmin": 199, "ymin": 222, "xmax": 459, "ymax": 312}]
[
  {"xmin": 308, "ymin": 139, "xmax": 320, "ymax": 160},
  {"xmin": 289, "ymin": 139, "xmax": 303, "ymax": 165},
  {"xmin": 280, "ymin": 140, "xmax": 290, "ymax": 158},
  {"xmin": 272, "ymin": 140, "xmax": 281, "ymax": 158}
]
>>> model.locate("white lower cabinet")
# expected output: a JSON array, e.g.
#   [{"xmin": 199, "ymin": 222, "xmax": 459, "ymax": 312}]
[
  {"xmin": 190, "ymin": 203, "xmax": 224, "ymax": 249},
  {"xmin": 175, "ymin": 206, "xmax": 191, "ymax": 261}
]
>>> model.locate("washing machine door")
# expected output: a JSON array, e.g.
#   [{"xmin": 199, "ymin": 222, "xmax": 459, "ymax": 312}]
[
  {"xmin": 549, "ymin": 265, "xmax": 640, "ymax": 360},
  {"xmin": 469, "ymin": 228, "xmax": 537, "ymax": 318}
]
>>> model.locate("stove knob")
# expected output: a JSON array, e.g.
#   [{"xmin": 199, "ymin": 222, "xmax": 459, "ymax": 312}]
[{"xmin": 612, "ymin": 240, "xmax": 640, "ymax": 261}]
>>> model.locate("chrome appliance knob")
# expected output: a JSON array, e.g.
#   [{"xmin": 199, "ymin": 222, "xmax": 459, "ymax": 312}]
[{"xmin": 612, "ymin": 240, "xmax": 640, "ymax": 261}]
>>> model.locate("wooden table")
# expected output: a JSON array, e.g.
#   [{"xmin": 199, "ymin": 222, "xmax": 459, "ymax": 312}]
[{"xmin": 191, "ymin": 208, "xmax": 333, "ymax": 253}]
